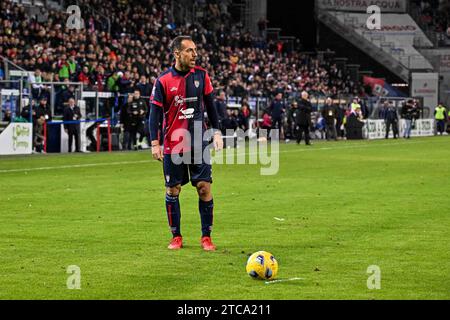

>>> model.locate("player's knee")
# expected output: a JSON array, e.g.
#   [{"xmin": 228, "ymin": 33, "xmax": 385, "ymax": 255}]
[
  {"xmin": 196, "ymin": 182, "xmax": 211, "ymax": 199},
  {"xmin": 166, "ymin": 185, "xmax": 181, "ymax": 197}
]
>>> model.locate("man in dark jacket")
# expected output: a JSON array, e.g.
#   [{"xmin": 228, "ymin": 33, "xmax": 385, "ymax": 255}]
[
  {"xmin": 384, "ymin": 101, "xmax": 398, "ymax": 139},
  {"xmin": 63, "ymin": 98, "xmax": 82, "ymax": 152},
  {"xmin": 21, "ymin": 100, "xmax": 37, "ymax": 124},
  {"xmin": 214, "ymin": 91, "xmax": 228, "ymax": 133},
  {"xmin": 346, "ymin": 107, "xmax": 365, "ymax": 140},
  {"xmin": 401, "ymin": 99, "xmax": 414, "ymax": 139},
  {"xmin": 336, "ymin": 104, "xmax": 346, "ymax": 139},
  {"xmin": 321, "ymin": 97, "xmax": 338, "ymax": 141},
  {"xmin": 295, "ymin": 91, "xmax": 312, "ymax": 145},
  {"xmin": 36, "ymin": 97, "xmax": 52, "ymax": 122},
  {"xmin": 127, "ymin": 89, "xmax": 147, "ymax": 150},
  {"xmin": 120, "ymin": 95, "xmax": 132, "ymax": 150},
  {"xmin": 269, "ymin": 93, "xmax": 285, "ymax": 133},
  {"xmin": 286, "ymin": 101, "xmax": 298, "ymax": 139},
  {"xmin": 135, "ymin": 75, "xmax": 153, "ymax": 143}
]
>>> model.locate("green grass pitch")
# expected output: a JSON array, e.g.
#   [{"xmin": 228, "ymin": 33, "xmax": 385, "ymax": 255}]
[{"xmin": 1, "ymin": 137, "xmax": 449, "ymax": 299}]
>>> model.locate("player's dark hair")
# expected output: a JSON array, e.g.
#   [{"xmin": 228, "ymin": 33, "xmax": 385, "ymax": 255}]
[{"xmin": 170, "ymin": 35, "xmax": 193, "ymax": 53}]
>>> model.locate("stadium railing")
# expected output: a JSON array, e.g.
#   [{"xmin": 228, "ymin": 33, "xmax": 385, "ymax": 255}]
[{"xmin": 0, "ymin": 80, "xmax": 24, "ymax": 123}]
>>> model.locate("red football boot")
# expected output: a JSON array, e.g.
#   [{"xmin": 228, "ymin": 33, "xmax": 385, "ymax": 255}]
[
  {"xmin": 201, "ymin": 236, "xmax": 216, "ymax": 251},
  {"xmin": 168, "ymin": 236, "xmax": 183, "ymax": 250}
]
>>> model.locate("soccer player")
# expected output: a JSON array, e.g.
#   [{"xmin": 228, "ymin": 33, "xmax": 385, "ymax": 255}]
[{"xmin": 149, "ymin": 36, "xmax": 223, "ymax": 251}]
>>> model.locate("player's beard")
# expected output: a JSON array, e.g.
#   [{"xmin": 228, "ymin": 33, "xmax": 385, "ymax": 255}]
[{"xmin": 182, "ymin": 57, "xmax": 196, "ymax": 70}]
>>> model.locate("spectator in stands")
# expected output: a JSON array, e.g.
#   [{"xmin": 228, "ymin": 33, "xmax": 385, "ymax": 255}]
[
  {"xmin": 136, "ymin": 75, "xmax": 152, "ymax": 100},
  {"xmin": 36, "ymin": 96, "xmax": 52, "ymax": 122},
  {"xmin": 78, "ymin": 65, "xmax": 92, "ymax": 89},
  {"xmin": 260, "ymin": 110, "xmax": 272, "ymax": 136},
  {"xmin": 29, "ymin": 69, "xmax": 46, "ymax": 100},
  {"xmin": 222, "ymin": 108, "xmax": 239, "ymax": 132},
  {"xmin": 238, "ymin": 101, "xmax": 251, "ymax": 132},
  {"xmin": 60, "ymin": 82, "xmax": 76, "ymax": 108},
  {"xmin": 94, "ymin": 65, "xmax": 106, "ymax": 92},
  {"xmin": 258, "ymin": 18, "xmax": 268, "ymax": 39},
  {"xmin": 20, "ymin": 100, "xmax": 36, "ymax": 123},
  {"xmin": 3, "ymin": 109, "xmax": 12, "ymax": 123},
  {"xmin": 229, "ymin": 79, "xmax": 246, "ymax": 98},
  {"xmin": 2, "ymin": 0, "xmax": 369, "ymax": 130}
]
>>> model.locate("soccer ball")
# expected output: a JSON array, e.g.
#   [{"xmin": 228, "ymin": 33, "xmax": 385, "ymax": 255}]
[{"xmin": 246, "ymin": 251, "xmax": 278, "ymax": 280}]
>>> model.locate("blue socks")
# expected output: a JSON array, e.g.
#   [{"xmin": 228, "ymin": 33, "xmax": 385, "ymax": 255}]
[
  {"xmin": 199, "ymin": 199, "xmax": 214, "ymax": 237},
  {"xmin": 165, "ymin": 194, "xmax": 181, "ymax": 237},
  {"xmin": 165, "ymin": 195, "xmax": 214, "ymax": 238}
]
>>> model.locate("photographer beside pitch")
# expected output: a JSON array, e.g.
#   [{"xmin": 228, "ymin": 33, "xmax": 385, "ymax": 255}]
[{"xmin": 149, "ymin": 36, "xmax": 223, "ymax": 251}]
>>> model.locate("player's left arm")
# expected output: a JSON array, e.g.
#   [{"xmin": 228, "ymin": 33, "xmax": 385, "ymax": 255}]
[{"xmin": 203, "ymin": 72, "xmax": 223, "ymax": 151}]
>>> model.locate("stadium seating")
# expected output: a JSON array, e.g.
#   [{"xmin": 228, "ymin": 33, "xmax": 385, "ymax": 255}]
[
  {"xmin": 410, "ymin": 0, "xmax": 450, "ymax": 47},
  {"xmin": 0, "ymin": 0, "xmax": 367, "ymax": 107}
]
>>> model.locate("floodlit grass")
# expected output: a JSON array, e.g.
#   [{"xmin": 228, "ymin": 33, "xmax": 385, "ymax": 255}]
[{"xmin": 0, "ymin": 137, "xmax": 449, "ymax": 299}]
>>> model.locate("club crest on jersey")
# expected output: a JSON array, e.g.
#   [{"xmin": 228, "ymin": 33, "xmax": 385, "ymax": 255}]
[{"xmin": 194, "ymin": 80, "xmax": 200, "ymax": 88}]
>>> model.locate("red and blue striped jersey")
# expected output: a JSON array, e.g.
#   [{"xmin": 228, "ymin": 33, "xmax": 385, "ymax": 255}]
[{"xmin": 150, "ymin": 66, "xmax": 214, "ymax": 154}]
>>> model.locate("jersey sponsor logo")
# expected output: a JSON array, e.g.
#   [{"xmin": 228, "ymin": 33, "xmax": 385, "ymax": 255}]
[
  {"xmin": 183, "ymin": 97, "xmax": 198, "ymax": 103},
  {"xmin": 174, "ymin": 96, "xmax": 198, "ymax": 108},
  {"xmin": 170, "ymin": 87, "xmax": 178, "ymax": 92},
  {"xmin": 178, "ymin": 108, "xmax": 195, "ymax": 120}
]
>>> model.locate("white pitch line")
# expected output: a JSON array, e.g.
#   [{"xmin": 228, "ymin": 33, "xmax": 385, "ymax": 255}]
[
  {"xmin": 265, "ymin": 277, "xmax": 304, "ymax": 285},
  {"xmin": 0, "ymin": 139, "xmax": 442, "ymax": 174},
  {"xmin": 241, "ymin": 139, "xmax": 437, "ymax": 157},
  {"xmin": 274, "ymin": 217, "xmax": 285, "ymax": 221},
  {"xmin": 0, "ymin": 160, "xmax": 152, "ymax": 173}
]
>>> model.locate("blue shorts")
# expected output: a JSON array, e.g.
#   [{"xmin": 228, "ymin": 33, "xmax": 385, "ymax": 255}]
[{"xmin": 163, "ymin": 152, "xmax": 212, "ymax": 187}]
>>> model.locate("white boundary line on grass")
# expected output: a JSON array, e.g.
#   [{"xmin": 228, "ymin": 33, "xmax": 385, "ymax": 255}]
[
  {"xmin": 244, "ymin": 139, "xmax": 436, "ymax": 157},
  {"xmin": 265, "ymin": 277, "xmax": 304, "ymax": 284},
  {"xmin": 0, "ymin": 160, "xmax": 152, "ymax": 173},
  {"xmin": 0, "ymin": 139, "xmax": 442, "ymax": 174}
]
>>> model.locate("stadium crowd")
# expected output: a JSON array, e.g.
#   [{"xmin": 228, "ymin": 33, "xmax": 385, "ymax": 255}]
[
  {"xmin": 0, "ymin": 0, "xmax": 365, "ymax": 100},
  {"xmin": 413, "ymin": 0, "xmax": 450, "ymax": 46},
  {"xmin": 0, "ymin": 0, "xmax": 371, "ymax": 151}
]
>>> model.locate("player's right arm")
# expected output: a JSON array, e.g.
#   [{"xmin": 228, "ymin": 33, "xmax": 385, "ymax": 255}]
[{"xmin": 150, "ymin": 79, "xmax": 165, "ymax": 161}]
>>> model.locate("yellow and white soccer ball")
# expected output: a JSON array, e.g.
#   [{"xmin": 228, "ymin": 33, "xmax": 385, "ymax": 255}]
[{"xmin": 246, "ymin": 251, "xmax": 278, "ymax": 280}]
